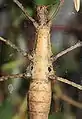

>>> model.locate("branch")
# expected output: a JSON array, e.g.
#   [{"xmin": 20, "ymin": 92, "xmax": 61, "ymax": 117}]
[
  {"xmin": 51, "ymin": 42, "xmax": 82, "ymax": 62},
  {"xmin": 49, "ymin": 75, "xmax": 82, "ymax": 90},
  {"xmin": 61, "ymin": 94, "xmax": 82, "ymax": 109},
  {"xmin": 52, "ymin": 77, "xmax": 82, "ymax": 109},
  {"xmin": 0, "ymin": 36, "xmax": 33, "ymax": 60},
  {"xmin": 53, "ymin": 93, "xmax": 82, "ymax": 109},
  {"xmin": 13, "ymin": 0, "xmax": 39, "ymax": 28},
  {"xmin": 48, "ymin": 0, "xmax": 64, "ymax": 24},
  {"xmin": 0, "ymin": 73, "xmax": 31, "ymax": 81}
]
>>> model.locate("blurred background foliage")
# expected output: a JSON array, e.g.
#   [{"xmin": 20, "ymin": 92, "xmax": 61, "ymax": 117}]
[{"xmin": 0, "ymin": 0, "xmax": 82, "ymax": 119}]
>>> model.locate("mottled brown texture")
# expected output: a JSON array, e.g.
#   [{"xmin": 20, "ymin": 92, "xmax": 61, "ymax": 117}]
[
  {"xmin": 28, "ymin": 26, "xmax": 52, "ymax": 119},
  {"xmin": 37, "ymin": 6, "xmax": 48, "ymax": 26},
  {"xmin": 28, "ymin": 6, "xmax": 53, "ymax": 119}
]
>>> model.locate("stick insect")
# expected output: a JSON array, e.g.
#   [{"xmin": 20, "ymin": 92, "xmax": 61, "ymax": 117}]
[{"xmin": 0, "ymin": 0, "xmax": 82, "ymax": 119}]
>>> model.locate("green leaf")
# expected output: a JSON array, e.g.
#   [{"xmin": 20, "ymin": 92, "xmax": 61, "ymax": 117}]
[
  {"xmin": 0, "ymin": 99, "xmax": 13, "ymax": 119},
  {"xmin": 35, "ymin": 0, "xmax": 56, "ymax": 5},
  {"xmin": 49, "ymin": 112, "xmax": 64, "ymax": 119},
  {"xmin": 2, "ymin": 59, "xmax": 24, "ymax": 71}
]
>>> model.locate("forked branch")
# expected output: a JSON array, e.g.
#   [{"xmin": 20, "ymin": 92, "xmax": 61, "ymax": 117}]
[
  {"xmin": 51, "ymin": 41, "xmax": 82, "ymax": 62},
  {"xmin": 49, "ymin": 75, "xmax": 82, "ymax": 90}
]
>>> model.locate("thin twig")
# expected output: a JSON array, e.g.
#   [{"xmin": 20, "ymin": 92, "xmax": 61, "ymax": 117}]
[
  {"xmin": 51, "ymin": 42, "xmax": 82, "ymax": 62},
  {"xmin": 60, "ymin": 94, "xmax": 82, "ymax": 108},
  {"xmin": 48, "ymin": 0, "xmax": 64, "ymax": 24},
  {"xmin": 13, "ymin": 0, "xmax": 39, "ymax": 28},
  {"xmin": 53, "ymin": 93, "xmax": 82, "ymax": 108},
  {"xmin": 49, "ymin": 75, "xmax": 82, "ymax": 90},
  {"xmin": 0, "ymin": 36, "xmax": 33, "ymax": 60},
  {"xmin": 0, "ymin": 73, "xmax": 31, "ymax": 81}
]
